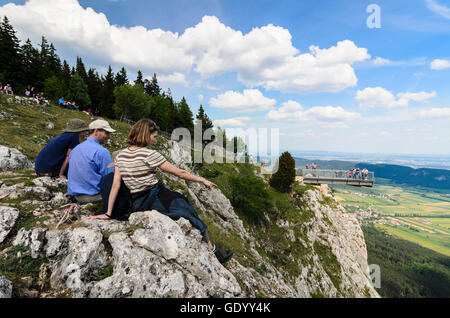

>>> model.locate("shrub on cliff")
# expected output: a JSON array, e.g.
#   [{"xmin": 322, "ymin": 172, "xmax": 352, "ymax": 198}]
[
  {"xmin": 229, "ymin": 173, "xmax": 272, "ymax": 225},
  {"xmin": 270, "ymin": 151, "xmax": 296, "ymax": 193}
]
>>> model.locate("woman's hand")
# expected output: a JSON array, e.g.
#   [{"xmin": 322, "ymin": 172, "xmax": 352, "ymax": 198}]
[
  {"xmin": 85, "ymin": 214, "xmax": 111, "ymax": 220},
  {"xmin": 202, "ymin": 178, "xmax": 217, "ymax": 190}
]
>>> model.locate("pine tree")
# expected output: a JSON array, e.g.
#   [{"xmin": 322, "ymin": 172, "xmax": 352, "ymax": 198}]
[
  {"xmin": 135, "ymin": 70, "xmax": 144, "ymax": 86},
  {"xmin": 114, "ymin": 66, "xmax": 128, "ymax": 87},
  {"xmin": 76, "ymin": 56, "xmax": 88, "ymax": 84},
  {"xmin": 86, "ymin": 68, "xmax": 102, "ymax": 109},
  {"xmin": 48, "ymin": 43, "xmax": 62, "ymax": 75},
  {"xmin": 100, "ymin": 65, "xmax": 116, "ymax": 118},
  {"xmin": 0, "ymin": 16, "xmax": 23, "ymax": 89},
  {"xmin": 195, "ymin": 104, "xmax": 213, "ymax": 136},
  {"xmin": 269, "ymin": 151, "xmax": 296, "ymax": 193},
  {"xmin": 62, "ymin": 60, "xmax": 72, "ymax": 91},
  {"xmin": 178, "ymin": 97, "xmax": 194, "ymax": 135},
  {"xmin": 144, "ymin": 73, "xmax": 161, "ymax": 97},
  {"xmin": 20, "ymin": 39, "xmax": 41, "ymax": 88},
  {"xmin": 39, "ymin": 36, "xmax": 50, "ymax": 81}
]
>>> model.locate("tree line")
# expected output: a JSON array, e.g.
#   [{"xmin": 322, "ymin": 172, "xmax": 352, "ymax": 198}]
[{"xmin": 0, "ymin": 16, "xmax": 213, "ymax": 136}]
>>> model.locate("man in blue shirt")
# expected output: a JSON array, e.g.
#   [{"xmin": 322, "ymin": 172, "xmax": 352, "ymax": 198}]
[
  {"xmin": 35, "ymin": 119, "xmax": 89, "ymax": 178},
  {"xmin": 67, "ymin": 119, "xmax": 116, "ymax": 203},
  {"xmin": 58, "ymin": 97, "xmax": 65, "ymax": 108}
]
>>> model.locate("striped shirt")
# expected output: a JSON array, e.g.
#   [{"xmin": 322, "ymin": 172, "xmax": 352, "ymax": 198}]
[{"xmin": 115, "ymin": 147, "xmax": 166, "ymax": 194}]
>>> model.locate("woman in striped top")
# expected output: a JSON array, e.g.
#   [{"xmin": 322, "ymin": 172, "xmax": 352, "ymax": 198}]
[{"xmin": 87, "ymin": 119, "xmax": 233, "ymax": 264}]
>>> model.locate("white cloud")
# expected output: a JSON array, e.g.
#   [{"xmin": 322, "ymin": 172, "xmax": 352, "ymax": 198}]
[
  {"xmin": 418, "ymin": 107, "xmax": 450, "ymax": 118},
  {"xmin": 373, "ymin": 57, "xmax": 390, "ymax": 65},
  {"xmin": 426, "ymin": 0, "xmax": 450, "ymax": 19},
  {"xmin": 209, "ymin": 89, "xmax": 276, "ymax": 113},
  {"xmin": 266, "ymin": 100, "xmax": 303, "ymax": 120},
  {"xmin": 157, "ymin": 72, "xmax": 188, "ymax": 86},
  {"xmin": 198, "ymin": 94, "xmax": 204, "ymax": 102},
  {"xmin": 355, "ymin": 87, "xmax": 436, "ymax": 108},
  {"xmin": 267, "ymin": 101, "xmax": 360, "ymax": 127},
  {"xmin": 0, "ymin": 0, "xmax": 371, "ymax": 94},
  {"xmin": 397, "ymin": 91, "xmax": 437, "ymax": 102},
  {"xmin": 213, "ymin": 117, "xmax": 251, "ymax": 128},
  {"xmin": 430, "ymin": 58, "xmax": 450, "ymax": 70},
  {"xmin": 380, "ymin": 131, "xmax": 393, "ymax": 136}
]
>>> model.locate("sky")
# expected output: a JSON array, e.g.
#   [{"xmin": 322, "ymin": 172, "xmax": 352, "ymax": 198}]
[{"xmin": 1, "ymin": 0, "xmax": 450, "ymax": 156}]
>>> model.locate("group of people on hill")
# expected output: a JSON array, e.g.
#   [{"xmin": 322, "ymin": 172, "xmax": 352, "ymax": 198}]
[
  {"xmin": 349, "ymin": 168, "xmax": 369, "ymax": 180},
  {"xmin": 25, "ymin": 85, "xmax": 49, "ymax": 106},
  {"xmin": 0, "ymin": 82, "xmax": 14, "ymax": 95},
  {"xmin": 58, "ymin": 96, "xmax": 100, "ymax": 117},
  {"xmin": 34, "ymin": 118, "xmax": 233, "ymax": 264},
  {"xmin": 58, "ymin": 96, "xmax": 79, "ymax": 111}
]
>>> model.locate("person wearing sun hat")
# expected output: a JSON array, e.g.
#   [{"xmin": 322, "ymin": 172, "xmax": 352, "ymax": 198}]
[
  {"xmin": 67, "ymin": 119, "xmax": 116, "ymax": 203},
  {"xmin": 35, "ymin": 118, "xmax": 89, "ymax": 178}
]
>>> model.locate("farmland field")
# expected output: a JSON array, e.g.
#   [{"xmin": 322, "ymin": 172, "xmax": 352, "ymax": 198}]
[{"xmin": 330, "ymin": 181, "xmax": 450, "ymax": 256}]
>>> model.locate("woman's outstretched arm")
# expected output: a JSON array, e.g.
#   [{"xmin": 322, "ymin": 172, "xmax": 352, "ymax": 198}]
[{"xmin": 159, "ymin": 161, "xmax": 216, "ymax": 190}]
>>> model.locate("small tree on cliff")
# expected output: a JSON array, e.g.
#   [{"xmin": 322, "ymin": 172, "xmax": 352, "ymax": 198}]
[{"xmin": 270, "ymin": 151, "xmax": 296, "ymax": 193}]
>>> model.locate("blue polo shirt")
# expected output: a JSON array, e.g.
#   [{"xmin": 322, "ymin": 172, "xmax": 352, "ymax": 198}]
[
  {"xmin": 67, "ymin": 137, "xmax": 114, "ymax": 196},
  {"xmin": 35, "ymin": 133, "xmax": 80, "ymax": 173}
]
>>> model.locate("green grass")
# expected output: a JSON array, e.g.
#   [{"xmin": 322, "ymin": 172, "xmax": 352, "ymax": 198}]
[
  {"xmin": 0, "ymin": 244, "xmax": 49, "ymax": 290},
  {"xmin": 313, "ymin": 241, "xmax": 343, "ymax": 292},
  {"xmin": 0, "ymin": 101, "xmax": 132, "ymax": 161},
  {"xmin": 375, "ymin": 223, "xmax": 450, "ymax": 257}
]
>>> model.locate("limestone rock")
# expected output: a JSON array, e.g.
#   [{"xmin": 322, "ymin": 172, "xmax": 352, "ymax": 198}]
[
  {"xmin": 44, "ymin": 227, "xmax": 109, "ymax": 297},
  {"xmin": 0, "ymin": 206, "xmax": 19, "ymax": 244},
  {"xmin": 0, "ymin": 145, "xmax": 33, "ymax": 171},
  {"xmin": 32, "ymin": 177, "xmax": 67, "ymax": 189},
  {"xmin": 13, "ymin": 228, "xmax": 47, "ymax": 259},
  {"xmin": 89, "ymin": 211, "xmax": 241, "ymax": 298},
  {"xmin": 0, "ymin": 277, "xmax": 12, "ymax": 298}
]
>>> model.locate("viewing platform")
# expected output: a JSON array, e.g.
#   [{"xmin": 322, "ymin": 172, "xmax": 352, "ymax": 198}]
[{"xmin": 297, "ymin": 169, "xmax": 375, "ymax": 187}]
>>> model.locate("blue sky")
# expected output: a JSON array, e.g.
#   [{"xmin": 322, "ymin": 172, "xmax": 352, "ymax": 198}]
[{"xmin": 1, "ymin": 0, "xmax": 450, "ymax": 155}]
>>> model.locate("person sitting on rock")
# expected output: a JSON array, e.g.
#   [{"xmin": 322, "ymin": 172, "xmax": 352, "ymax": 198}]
[
  {"xmin": 86, "ymin": 119, "xmax": 234, "ymax": 264},
  {"xmin": 67, "ymin": 119, "xmax": 115, "ymax": 204},
  {"xmin": 35, "ymin": 118, "xmax": 89, "ymax": 178}
]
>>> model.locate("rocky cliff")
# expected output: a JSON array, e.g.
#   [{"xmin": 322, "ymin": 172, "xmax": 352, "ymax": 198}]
[{"xmin": 0, "ymin": 139, "xmax": 379, "ymax": 298}]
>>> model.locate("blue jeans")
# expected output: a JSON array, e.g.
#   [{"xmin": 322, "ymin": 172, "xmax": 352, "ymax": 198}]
[{"xmin": 131, "ymin": 181, "xmax": 207, "ymax": 234}]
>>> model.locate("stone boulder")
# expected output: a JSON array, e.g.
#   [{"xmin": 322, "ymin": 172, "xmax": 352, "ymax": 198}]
[
  {"xmin": 0, "ymin": 206, "xmax": 19, "ymax": 244},
  {"xmin": 13, "ymin": 228, "xmax": 47, "ymax": 259},
  {"xmin": 44, "ymin": 227, "xmax": 109, "ymax": 297},
  {"xmin": 0, "ymin": 145, "xmax": 33, "ymax": 171},
  {"xmin": 89, "ymin": 211, "xmax": 241, "ymax": 298},
  {"xmin": 0, "ymin": 277, "xmax": 12, "ymax": 298}
]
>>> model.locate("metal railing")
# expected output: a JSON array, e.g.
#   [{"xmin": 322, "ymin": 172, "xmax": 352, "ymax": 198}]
[{"xmin": 298, "ymin": 169, "xmax": 375, "ymax": 181}]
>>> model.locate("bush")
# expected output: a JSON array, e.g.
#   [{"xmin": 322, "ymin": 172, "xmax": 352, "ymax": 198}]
[{"xmin": 229, "ymin": 173, "xmax": 272, "ymax": 225}]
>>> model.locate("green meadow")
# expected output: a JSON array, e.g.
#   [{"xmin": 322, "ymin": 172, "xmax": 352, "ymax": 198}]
[{"xmin": 331, "ymin": 180, "xmax": 450, "ymax": 257}]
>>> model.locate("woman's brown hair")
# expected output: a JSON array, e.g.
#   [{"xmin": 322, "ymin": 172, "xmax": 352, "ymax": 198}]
[{"xmin": 126, "ymin": 119, "xmax": 160, "ymax": 147}]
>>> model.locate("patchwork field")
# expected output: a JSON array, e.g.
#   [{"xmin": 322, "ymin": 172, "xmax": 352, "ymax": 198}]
[{"xmin": 331, "ymin": 182, "xmax": 450, "ymax": 257}]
